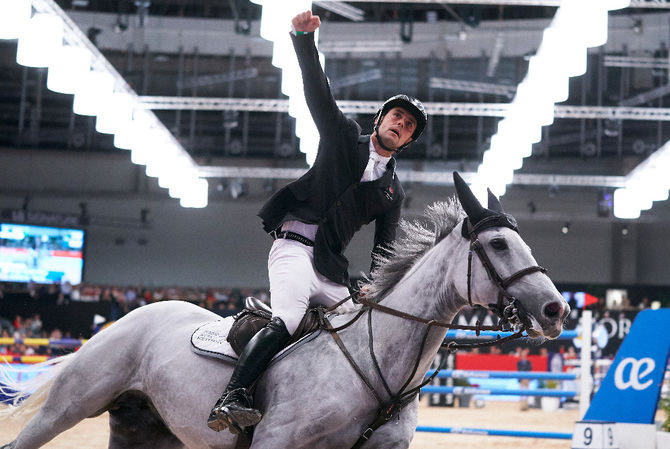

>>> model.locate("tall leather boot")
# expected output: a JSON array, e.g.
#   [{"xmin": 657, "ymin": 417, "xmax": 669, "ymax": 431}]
[{"xmin": 207, "ymin": 316, "xmax": 291, "ymax": 434}]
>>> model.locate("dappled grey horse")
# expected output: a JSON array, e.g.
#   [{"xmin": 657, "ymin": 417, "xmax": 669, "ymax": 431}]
[{"xmin": 0, "ymin": 174, "xmax": 569, "ymax": 449}]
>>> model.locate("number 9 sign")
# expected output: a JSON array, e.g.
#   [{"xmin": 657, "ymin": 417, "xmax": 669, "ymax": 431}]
[{"xmin": 571, "ymin": 421, "xmax": 618, "ymax": 449}]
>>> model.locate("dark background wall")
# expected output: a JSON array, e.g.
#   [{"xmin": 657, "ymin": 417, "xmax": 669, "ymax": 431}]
[{"xmin": 2, "ymin": 148, "xmax": 670, "ymax": 288}]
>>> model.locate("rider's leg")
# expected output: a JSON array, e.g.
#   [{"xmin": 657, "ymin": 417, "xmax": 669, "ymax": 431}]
[
  {"xmin": 310, "ymin": 268, "xmax": 355, "ymax": 311},
  {"xmin": 207, "ymin": 316, "xmax": 291, "ymax": 434},
  {"xmin": 266, "ymin": 239, "xmax": 317, "ymax": 335},
  {"xmin": 207, "ymin": 239, "xmax": 313, "ymax": 434}
]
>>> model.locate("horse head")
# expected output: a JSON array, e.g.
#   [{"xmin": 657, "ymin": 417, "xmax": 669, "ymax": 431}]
[{"xmin": 453, "ymin": 172, "xmax": 570, "ymax": 339}]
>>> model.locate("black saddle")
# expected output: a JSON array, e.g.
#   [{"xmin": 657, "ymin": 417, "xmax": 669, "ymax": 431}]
[{"xmin": 227, "ymin": 297, "xmax": 322, "ymax": 356}]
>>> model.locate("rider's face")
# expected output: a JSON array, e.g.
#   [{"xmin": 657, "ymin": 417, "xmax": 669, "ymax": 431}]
[{"xmin": 376, "ymin": 107, "xmax": 416, "ymax": 150}]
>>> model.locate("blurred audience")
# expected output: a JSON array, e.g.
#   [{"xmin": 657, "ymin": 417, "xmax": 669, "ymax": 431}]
[
  {"xmin": 0, "ymin": 280, "xmax": 267, "ymax": 312},
  {"xmin": 0, "ymin": 280, "xmax": 271, "ymax": 359}
]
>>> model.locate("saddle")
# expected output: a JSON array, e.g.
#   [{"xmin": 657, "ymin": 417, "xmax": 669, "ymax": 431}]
[{"xmin": 227, "ymin": 297, "xmax": 322, "ymax": 355}]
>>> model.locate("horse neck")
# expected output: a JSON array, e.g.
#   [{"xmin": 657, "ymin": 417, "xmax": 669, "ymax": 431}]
[{"xmin": 368, "ymin": 232, "xmax": 468, "ymax": 394}]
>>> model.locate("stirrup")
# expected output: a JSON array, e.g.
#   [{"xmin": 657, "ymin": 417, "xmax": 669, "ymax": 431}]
[
  {"xmin": 207, "ymin": 388, "xmax": 261, "ymax": 434},
  {"xmin": 208, "ymin": 409, "xmax": 247, "ymax": 434}
]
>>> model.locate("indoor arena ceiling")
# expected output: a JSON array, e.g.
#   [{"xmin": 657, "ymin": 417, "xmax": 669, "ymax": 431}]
[{"xmin": 1, "ymin": 1, "xmax": 669, "ymax": 184}]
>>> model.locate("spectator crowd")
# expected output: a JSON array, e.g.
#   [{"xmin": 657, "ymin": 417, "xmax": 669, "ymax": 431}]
[
  {"xmin": 0, "ymin": 312, "xmax": 70, "ymax": 358},
  {"xmin": 0, "ymin": 281, "xmax": 271, "ymax": 358}
]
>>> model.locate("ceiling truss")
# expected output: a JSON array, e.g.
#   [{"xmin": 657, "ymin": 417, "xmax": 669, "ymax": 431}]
[
  {"xmin": 319, "ymin": 0, "xmax": 670, "ymax": 8},
  {"xmin": 139, "ymin": 96, "xmax": 670, "ymax": 121},
  {"xmin": 197, "ymin": 165, "xmax": 626, "ymax": 187}
]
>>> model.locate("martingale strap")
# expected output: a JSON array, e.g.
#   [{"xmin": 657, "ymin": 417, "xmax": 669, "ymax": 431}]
[
  {"xmin": 348, "ymin": 310, "xmax": 448, "ymax": 449},
  {"xmin": 322, "ymin": 315, "xmax": 384, "ymax": 406}
]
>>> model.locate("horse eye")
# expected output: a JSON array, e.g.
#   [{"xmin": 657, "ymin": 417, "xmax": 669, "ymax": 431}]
[{"xmin": 490, "ymin": 238, "xmax": 508, "ymax": 251}]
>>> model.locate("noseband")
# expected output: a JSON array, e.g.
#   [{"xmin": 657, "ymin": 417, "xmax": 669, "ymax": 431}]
[{"xmin": 463, "ymin": 215, "xmax": 547, "ymax": 332}]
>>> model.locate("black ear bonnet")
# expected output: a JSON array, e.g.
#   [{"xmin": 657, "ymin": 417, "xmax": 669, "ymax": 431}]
[{"xmin": 452, "ymin": 171, "xmax": 519, "ymax": 238}]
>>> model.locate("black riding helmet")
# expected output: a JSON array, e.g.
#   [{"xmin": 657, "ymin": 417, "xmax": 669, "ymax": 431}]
[{"xmin": 373, "ymin": 94, "xmax": 427, "ymax": 153}]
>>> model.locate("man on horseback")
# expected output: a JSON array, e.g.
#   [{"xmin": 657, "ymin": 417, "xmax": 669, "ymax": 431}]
[{"xmin": 207, "ymin": 9, "xmax": 427, "ymax": 434}]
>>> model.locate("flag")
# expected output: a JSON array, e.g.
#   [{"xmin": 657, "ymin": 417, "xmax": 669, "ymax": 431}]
[{"xmin": 573, "ymin": 292, "xmax": 599, "ymax": 308}]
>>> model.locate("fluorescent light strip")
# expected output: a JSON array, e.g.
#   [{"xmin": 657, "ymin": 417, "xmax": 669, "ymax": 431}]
[
  {"xmin": 613, "ymin": 140, "xmax": 670, "ymax": 219},
  {"xmin": 253, "ymin": 0, "xmax": 322, "ymax": 166},
  {"xmin": 0, "ymin": 0, "xmax": 208, "ymax": 208}
]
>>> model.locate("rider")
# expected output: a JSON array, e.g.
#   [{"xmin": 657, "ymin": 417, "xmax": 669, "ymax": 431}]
[{"xmin": 207, "ymin": 9, "xmax": 427, "ymax": 434}]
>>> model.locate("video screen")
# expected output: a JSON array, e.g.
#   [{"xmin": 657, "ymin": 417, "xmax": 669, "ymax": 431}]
[{"xmin": 0, "ymin": 223, "xmax": 85, "ymax": 285}]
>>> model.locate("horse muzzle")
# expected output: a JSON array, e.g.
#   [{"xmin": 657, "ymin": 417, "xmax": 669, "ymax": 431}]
[{"xmin": 535, "ymin": 299, "xmax": 570, "ymax": 340}]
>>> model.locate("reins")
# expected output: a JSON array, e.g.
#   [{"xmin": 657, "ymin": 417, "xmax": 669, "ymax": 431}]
[
  {"xmin": 319, "ymin": 295, "xmax": 525, "ymax": 449},
  {"xmin": 318, "ymin": 216, "xmax": 548, "ymax": 448}
]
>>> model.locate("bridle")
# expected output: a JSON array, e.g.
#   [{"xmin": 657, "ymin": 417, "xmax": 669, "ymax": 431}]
[
  {"xmin": 462, "ymin": 214, "xmax": 547, "ymax": 334},
  {"xmin": 320, "ymin": 213, "xmax": 548, "ymax": 448}
]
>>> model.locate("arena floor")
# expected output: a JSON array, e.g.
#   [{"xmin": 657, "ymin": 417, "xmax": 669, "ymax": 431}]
[{"xmin": 0, "ymin": 400, "xmax": 582, "ymax": 448}]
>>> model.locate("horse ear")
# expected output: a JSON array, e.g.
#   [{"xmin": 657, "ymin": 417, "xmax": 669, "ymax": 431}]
[
  {"xmin": 453, "ymin": 171, "xmax": 486, "ymax": 222},
  {"xmin": 487, "ymin": 188, "xmax": 505, "ymax": 213}
]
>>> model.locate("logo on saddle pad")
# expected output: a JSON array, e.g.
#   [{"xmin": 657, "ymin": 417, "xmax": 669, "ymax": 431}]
[{"xmin": 613, "ymin": 357, "xmax": 655, "ymax": 391}]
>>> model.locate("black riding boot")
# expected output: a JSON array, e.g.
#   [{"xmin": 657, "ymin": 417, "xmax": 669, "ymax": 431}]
[{"xmin": 207, "ymin": 316, "xmax": 291, "ymax": 434}]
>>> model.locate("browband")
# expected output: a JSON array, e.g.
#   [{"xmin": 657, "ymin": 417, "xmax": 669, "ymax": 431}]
[{"xmin": 461, "ymin": 213, "xmax": 519, "ymax": 239}]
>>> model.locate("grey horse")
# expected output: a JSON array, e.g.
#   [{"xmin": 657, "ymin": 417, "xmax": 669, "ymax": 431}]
[{"xmin": 0, "ymin": 179, "xmax": 569, "ymax": 449}]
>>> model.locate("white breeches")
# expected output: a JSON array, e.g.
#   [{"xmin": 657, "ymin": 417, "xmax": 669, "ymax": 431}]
[{"xmin": 268, "ymin": 238, "xmax": 354, "ymax": 335}]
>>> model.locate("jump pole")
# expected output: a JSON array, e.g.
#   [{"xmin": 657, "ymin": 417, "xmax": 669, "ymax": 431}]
[
  {"xmin": 415, "ymin": 426, "xmax": 573, "ymax": 440},
  {"xmin": 579, "ymin": 309, "xmax": 593, "ymax": 418}
]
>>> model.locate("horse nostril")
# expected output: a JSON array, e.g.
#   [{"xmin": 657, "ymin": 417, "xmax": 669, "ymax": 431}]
[{"xmin": 543, "ymin": 301, "xmax": 563, "ymax": 319}]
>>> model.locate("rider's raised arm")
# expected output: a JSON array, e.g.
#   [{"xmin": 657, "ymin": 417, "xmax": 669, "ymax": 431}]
[{"xmin": 290, "ymin": 11, "xmax": 349, "ymax": 137}]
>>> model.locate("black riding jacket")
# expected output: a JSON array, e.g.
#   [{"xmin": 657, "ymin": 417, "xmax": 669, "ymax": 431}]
[{"xmin": 257, "ymin": 32, "xmax": 405, "ymax": 287}]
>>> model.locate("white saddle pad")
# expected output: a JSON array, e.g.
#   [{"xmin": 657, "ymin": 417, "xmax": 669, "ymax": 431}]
[
  {"xmin": 190, "ymin": 315, "xmax": 325, "ymax": 364},
  {"xmin": 190, "ymin": 317, "xmax": 238, "ymax": 361}
]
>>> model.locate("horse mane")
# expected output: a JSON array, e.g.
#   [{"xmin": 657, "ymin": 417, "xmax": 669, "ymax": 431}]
[{"xmin": 360, "ymin": 197, "xmax": 465, "ymax": 302}]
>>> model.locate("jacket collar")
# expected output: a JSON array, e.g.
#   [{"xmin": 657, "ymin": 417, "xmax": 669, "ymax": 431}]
[{"xmin": 358, "ymin": 134, "xmax": 397, "ymax": 174}]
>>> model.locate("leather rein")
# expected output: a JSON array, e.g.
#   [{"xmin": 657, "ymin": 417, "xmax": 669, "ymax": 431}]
[{"xmin": 319, "ymin": 216, "xmax": 547, "ymax": 448}]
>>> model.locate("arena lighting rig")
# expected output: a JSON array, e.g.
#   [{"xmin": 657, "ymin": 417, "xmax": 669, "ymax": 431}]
[
  {"xmin": 3, "ymin": 0, "xmax": 669, "ymax": 216},
  {"xmin": 430, "ymin": 0, "xmax": 670, "ymax": 220},
  {"xmin": 466, "ymin": 0, "xmax": 630, "ymax": 204},
  {"xmin": 0, "ymin": 0, "xmax": 209, "ymax": 208}
]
